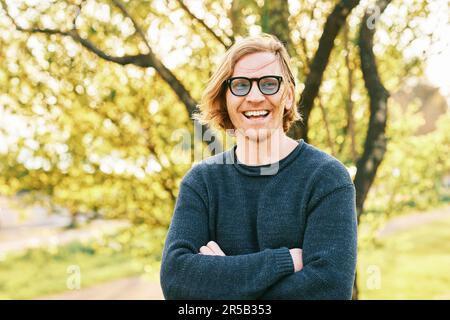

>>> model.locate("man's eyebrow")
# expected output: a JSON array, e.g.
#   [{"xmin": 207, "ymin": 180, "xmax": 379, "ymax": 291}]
[{"xmin": 236, "ymin": 57, "xmax": 277, "ymax": 71}]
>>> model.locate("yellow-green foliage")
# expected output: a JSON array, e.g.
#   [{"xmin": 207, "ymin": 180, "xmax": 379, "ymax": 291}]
[
  {"xmin": 0, "ymin": 0, "xmax": 448, "ymax": 264},
  {"xmin": 365, "ymin": 106, "xmax": 450, "ymax": 217}
]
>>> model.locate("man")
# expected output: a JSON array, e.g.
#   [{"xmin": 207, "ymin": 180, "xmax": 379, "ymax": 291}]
[{"xmin": 160, "ymin": 34, "xmax": 357, "ymax": 299}]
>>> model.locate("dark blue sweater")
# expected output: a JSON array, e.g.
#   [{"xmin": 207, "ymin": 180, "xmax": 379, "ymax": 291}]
[{"xmin": 160, "ymin": 139, "xmax": 357, "ymax": 299}]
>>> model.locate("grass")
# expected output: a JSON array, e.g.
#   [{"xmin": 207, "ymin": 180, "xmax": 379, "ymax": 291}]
[
  {"xmin": 358, "ymin": 215, "xmax": 450, "ymax": 299},
  {"xmin": 0, "ymin": 242, "xmax": 144, "ymax": 299},
  {"xmin": 1, "ymin": 210, "xmax": 449, "ymax": 300}
]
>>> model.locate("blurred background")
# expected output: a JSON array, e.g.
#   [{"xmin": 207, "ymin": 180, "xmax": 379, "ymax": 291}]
[{"xmin": 0, "ymin": 0, "xmax": 449, "ymax": 300}]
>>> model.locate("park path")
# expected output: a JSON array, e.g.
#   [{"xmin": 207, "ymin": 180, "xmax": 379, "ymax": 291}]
[
  {"xmin": 0, "ymin": 196, "xmax": 129, "ymax": 255},
  {"xmin": 376, "ymin": 204, "xmax": 450, "ymax": 238},
  {"xmin": 0, "ymin": 220, "xmax": 129, "ymax": 255},
  {"xmin": 38, "ymin": 276, "xmax": 164, "ymax": 300}
]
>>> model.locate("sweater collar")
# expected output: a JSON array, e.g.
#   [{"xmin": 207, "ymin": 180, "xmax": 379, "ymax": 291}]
[{"xmin": 226, "ymin": 139, "xmax": 305, "ymax": 177}]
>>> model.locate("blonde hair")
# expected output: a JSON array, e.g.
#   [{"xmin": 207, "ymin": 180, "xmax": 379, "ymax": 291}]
[{"xmin": 194, "ymin": 33, "xmax": 302, "ymax": 132}]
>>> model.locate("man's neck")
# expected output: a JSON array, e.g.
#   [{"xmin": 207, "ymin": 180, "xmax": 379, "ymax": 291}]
[{"xmin": 235, "ymin": 129, "xmax": 299, "ymax": 166}]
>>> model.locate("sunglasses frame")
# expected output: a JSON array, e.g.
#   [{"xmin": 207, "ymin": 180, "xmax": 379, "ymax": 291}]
[{"xmin": 224, "ymin": 75, "xmax": 283, "ymax": 97}]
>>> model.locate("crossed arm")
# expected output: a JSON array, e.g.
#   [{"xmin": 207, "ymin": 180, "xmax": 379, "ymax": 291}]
[
  {"xmin": 160, "ymin": 180, "xmax": 357, "ymax": 300},
  {"xmin": 199, "ymin": 241, "xmax": 304, "ymax": 273},
  {"xmin": 160, "ymin": 182, "xmax": 297, "ymax": 299}
]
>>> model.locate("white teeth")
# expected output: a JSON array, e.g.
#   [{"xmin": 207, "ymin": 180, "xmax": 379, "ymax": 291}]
[{"xmin": 243, "ymin": 110, "xmax": 269, "ymax": 117}]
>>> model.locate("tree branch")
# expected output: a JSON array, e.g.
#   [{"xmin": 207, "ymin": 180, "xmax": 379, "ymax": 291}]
[
  {"xmin": 290, "ymin": 0, "xmax": 360, "ymax": 141},
  {"xmin": 300, "ymin": 0, "xmax": 318, "ymax": 69},
  {"xmin": 355, "ymin": 0, "xmax": 392, "ymax": 219},
  {"xmin": 111, "ymin": 0, "xmax": 152, "ymax": 52},
  {"xmin": 0, "ymin": 0, "xmax": 222, "ymax": 153},
  {"xmin": 343, "ymin": 20, "xmax": 357, "ymax": 163},
  {"xmin": 0, "ymin": 0, "xmax": 153, "ymax": 67},
  {"xmin": 261, "ymin": 0, "xmax": 295, "ymax": 58},
  {"xmin": 175, "ymin": 0, "xmax": 231, "ymax": 48},
  {"xmin": 72, "ymin": 0, "xmax": 86, "ymax": 30},
  {"xmin": 70, "ymin": 30, "xmax": 154, "ymax": 67}
]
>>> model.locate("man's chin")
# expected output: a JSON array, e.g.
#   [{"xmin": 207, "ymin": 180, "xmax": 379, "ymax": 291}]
[{"xmin": 235, "ymin": 127, "xmax": 281, "ymax": 141}]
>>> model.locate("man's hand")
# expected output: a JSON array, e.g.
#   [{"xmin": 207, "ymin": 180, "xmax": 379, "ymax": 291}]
[
  {"xmin": 289, "ymin": 248, "xmax": 303, "ymax": 272},
  {"xmin": 199, "ymin": 241, "xmax": 226, "ymax": 256},
  {"xmin": 199, "ymin": 242, "xmax": 303, "ymax": 272}
]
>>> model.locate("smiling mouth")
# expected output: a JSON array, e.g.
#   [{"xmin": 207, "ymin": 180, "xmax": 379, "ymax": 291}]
[{"xmin": 242, "ymin": 110, "xmax": 270, "ymax": 119}]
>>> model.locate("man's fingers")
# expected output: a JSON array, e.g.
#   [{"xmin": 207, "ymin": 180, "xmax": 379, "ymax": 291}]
[
  {"xmin": 199, "ymin": 245, "xmax": 215, "ymax": 255},
  {"xmin": 207, "ymin": 241, "xmax": 226, "ymax": 256},
  {"xmin": 289, "ymin": 248, "xmax": 303, "ymax": 272},
  {"xmin": 199, "ymin": 241, "xmax": 226, "ymax": 256}
]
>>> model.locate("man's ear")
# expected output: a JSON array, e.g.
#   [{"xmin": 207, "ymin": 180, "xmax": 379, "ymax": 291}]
[{"xmin": 284, "ymin": 85, "xmax": 295, "ymax": 110}]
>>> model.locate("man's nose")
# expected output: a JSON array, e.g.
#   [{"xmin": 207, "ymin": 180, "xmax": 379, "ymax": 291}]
[{"xmin": 245, "ymin": 81, "xmax": 265, "ymax": 103}]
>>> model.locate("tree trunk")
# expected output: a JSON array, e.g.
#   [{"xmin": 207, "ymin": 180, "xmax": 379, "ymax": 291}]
[
  {"xmin": 229, "ymin": 0, "xmax": 248, "ymax": 36},
  {"xmin": 289, "ymin": 0, "xmax": 360, "ymax": 142},
  {"xmin": 353, "ymin": 0, "xmax": 392, "ymax": 300},
  {"xmin": 260, "ymin": 0, "xmax": 296, "ymax": 58}
]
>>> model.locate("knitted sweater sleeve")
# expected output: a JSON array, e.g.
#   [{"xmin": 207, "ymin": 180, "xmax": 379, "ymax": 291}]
[
  {"xmin": 259, "ymin": 160, "xmax": 358, "ymax": 300},
  {"xmin": 160, "ymin": 166, "xmax": 295, "ymax": 300}
]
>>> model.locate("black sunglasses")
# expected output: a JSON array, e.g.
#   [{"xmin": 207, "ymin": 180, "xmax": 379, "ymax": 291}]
[{"xmin": 224, "ymin": 75, "xmax": 283, "ymax": 96}]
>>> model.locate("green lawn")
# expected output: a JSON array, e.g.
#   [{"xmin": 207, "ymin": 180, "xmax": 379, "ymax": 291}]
[
  {"xmin": 358, "ymin": 215, "xmax": 450, "ymax": 299},
  {"xmin": 0, "ymin": 242, "xmax": 144, "ymax": 299}
]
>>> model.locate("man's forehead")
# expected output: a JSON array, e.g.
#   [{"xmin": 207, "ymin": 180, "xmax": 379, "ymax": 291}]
[{"xmin": 233, "ymin": 52, "xmax": 279, "ymax": 75}]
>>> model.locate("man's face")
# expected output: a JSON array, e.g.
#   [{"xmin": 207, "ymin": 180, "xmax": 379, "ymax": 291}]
[{"xmin": 225, "ymin": 51, "xmax": 293, "ymax": 141}]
